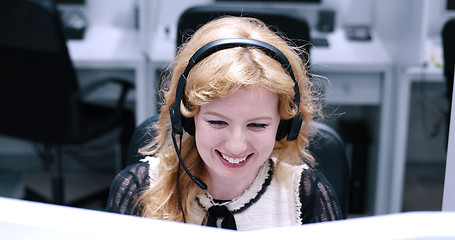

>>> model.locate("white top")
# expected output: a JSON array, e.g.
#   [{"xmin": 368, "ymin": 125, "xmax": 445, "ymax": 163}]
[{"xmin": 145, "ymin": 157, "xmax": 314, "ymax": 230}]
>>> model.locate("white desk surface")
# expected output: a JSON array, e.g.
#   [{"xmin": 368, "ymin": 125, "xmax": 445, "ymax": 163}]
[
  {"xmin": 403, "ymin": 37, "xmax": 444, "ymax": 81},
  {"xmin": 404, "ymin": 65, "xmax": 444, "ymax": 81},
  {"xmin": 310, "ymin": 29, "xmax": 392, "ymax": 72},
  {"xmin": 67, "ymin": 24, "xmax": 144, "ymax": 68},
  {"xmin": 1, "ymin": 197, "xmax": 455, "ymax": 240}
]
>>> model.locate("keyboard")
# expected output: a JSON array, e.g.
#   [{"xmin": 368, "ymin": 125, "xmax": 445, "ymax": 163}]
[{"xmin": 311, "ymin": 38, "xmax": 329, "ymax": 47}]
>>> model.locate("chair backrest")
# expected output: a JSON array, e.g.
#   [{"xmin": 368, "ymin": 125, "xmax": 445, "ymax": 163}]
[
  {"xmin": 177, "ymin": 4, "xmax": 311, "ymax": 61},
  {"xmin": 127, "ymin": 116, "xmax": 350, "ymax": 218},
  {"xmin": 443, "ymin": 18, "xmax": 455, "ymax": 103},
  {"xmin": 0, "ymin": 0, "xmax": 79, "ymax": 143},
  {"xmin": 308, "ymin": 122, "xmax": 350, "ymax": 218}
]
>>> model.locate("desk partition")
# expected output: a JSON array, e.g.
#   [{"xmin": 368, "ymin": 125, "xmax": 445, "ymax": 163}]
[{"xmin": 443, "ymin": 72, "xmax": 455, "ymax": 211}]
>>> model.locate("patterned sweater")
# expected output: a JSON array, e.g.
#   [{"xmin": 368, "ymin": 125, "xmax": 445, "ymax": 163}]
[{"xmin": 106, "ymin": 157, "xmax": 342, "ymax": 230}]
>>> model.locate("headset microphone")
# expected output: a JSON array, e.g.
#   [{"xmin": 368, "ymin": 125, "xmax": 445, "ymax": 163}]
[
  {"xmin": 171, "ymin": 131, "xmax": 207, "ymax": 190},
  {"xmin": 169, "ymin": 104, "xmax": 208, "ymax": 190}
]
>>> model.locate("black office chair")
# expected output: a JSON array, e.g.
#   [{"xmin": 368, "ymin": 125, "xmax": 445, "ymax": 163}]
[
  {"xmin": 127, "ymin": 115, "xmax": 350, "ymax": 218},
  {"xmin": 177, "ymin": 4, "xmax": 311, "ymax": 61},
  {"xmin": 443, "ymin": 18, "xmax": 455, "ymax": 139},
  {"xmin": 0, "ymin": 0, "xmax": 135, "ymax": 206}
]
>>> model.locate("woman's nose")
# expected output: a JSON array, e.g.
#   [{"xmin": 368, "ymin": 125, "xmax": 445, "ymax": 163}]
[{"xmin": 225, "ymin": 127, "xmax": 248, "ymax": 155}]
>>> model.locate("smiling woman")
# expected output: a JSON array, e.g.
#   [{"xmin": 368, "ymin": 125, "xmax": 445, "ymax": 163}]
[
  {"xmin": 194, "ymin": 86, "xmax": 280, "ymax": 200},
  {"xmin": 106, "ymin": 16, "xmax": 342, "ymax": 230}
]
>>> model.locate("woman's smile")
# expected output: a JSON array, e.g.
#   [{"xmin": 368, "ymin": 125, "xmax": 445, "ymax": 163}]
[{"xmin": 217, "ymin": 150, "xmax": 253, "ymax": 167}]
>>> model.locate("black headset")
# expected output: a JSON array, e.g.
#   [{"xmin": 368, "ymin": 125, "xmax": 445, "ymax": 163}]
[
  {"xmin": 169, "ymin": 38, "xmax": 302, "ymax": 191},
  {"xmin": 170, "ymin": 38, "xmax": 302, "ymax": 140}
]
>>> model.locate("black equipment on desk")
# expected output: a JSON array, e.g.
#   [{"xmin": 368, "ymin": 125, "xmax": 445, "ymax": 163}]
[
  {"xmin": 345, "ymin": 25, "xmax": 372, "ymax": 41},
  {"xmin": 317, "ymin": 10, "xmax": 335, "ymax": 33},
  {"xmin": 442, "ymin": 18, "xmax": 455, "ymax": 149},
  {"xmin": 215, "ymin": 0, "xmax": 321, "ymax": 2},
  {"xmin": 311, "ymin": 38, "xmax": 329, "ymax": 47},
  {"xmin": 177, "ymin": 5, "xmax": 311, "ymax": 62},
  {"xmin": 59, "ymin": 9, "xmax": 88, "ymax": 40},
  {"xmin": 55, "ymin": 0, "xmax": 87, "ymax": 39},
  {"xmin": 447, "ymin": 0, "xmax": 455, "ymax": 10},
  {"xmin": 56, "ymin": 0, "xmax": 85, "ymax": 3}
]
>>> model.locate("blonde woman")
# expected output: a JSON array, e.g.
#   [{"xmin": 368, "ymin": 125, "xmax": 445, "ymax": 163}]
[{"xmin": 107, "ymin": 16, "xmax": 342, "ymax": 230}]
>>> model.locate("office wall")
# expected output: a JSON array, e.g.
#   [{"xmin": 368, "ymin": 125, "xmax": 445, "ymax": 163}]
[
  {"xmin": 374, "ymin": 0, "xmax": 424, "ymax": 66},
  {"xmin": 76, "ymin": 0, "xmax": 137, "ymax": 29}
]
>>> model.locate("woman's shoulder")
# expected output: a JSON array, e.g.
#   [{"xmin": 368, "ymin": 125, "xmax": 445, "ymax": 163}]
[
  {"xmin": 274, "ymin": 160, "xmax": 327, "ymax": 187},
  {"xmin": 298, "ymin": 169, "xmax": 343, "ymax": 222},
  {"xmin": 116, "ymin": 156, "xmax": 160, "ymax": 184},
  {"xmin": 117, "ymin": 161, "xmax": 148, "ymax": 182},
  {"xmin": 106, "ymin": 159, "xmax": 150, "ymax": 214},
  {"xmin": 301, "ymin": 168, "xmax": 328, "ymax": 182},
  {"xmin": 299, "ymin": 168, "xmax": 335, "ymax": 194}
]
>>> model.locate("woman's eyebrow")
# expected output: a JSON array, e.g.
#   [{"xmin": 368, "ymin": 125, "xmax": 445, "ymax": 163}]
[
  {"xmin": 202, "ymin": 111, "xmax": 274, "ymax": 122},
  {"xmin": 202, "ymin": 111, "xmax": 225, "ymax": 118}
]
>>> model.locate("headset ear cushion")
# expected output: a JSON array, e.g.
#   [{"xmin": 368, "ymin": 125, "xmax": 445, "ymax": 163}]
[
  {"xmin": 276, "ymin": 120, "xmax": 290, "ymax": 141},
  {"xmin": 182, "ymin": 116, "xmax": 195, "ymax": 136},
  {"xmin": 275, "ymin": 116, "xmax": 302, "ymax": 141},
  {"xmin": 286, "ymin": 115, "xmax": 302, "ymax": 141}
]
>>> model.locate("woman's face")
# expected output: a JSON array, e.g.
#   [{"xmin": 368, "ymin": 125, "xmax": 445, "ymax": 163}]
[{"xmin": 194, "ymin": 85, "xmax": 281, "ymax": 193}]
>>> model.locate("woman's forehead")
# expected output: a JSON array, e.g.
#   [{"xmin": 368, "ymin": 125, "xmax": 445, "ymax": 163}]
[{"xmin": 202, "ymin": 85, "xmax": 279, "ymax": 110}]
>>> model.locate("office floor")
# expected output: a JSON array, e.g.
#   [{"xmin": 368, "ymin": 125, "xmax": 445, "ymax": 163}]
[
  {"xmin": 402, "ymin": 161, "xmax": 446, "ymax": 211},
  {"xmin": 0, "ymin": 139, "xmax": 119, "ymax": 211}
]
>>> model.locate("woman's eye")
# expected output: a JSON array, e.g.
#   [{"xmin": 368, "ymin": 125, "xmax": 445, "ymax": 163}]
[
  {"xmin": 248, "ymin": 123, "xmax": 268, "ymax": 129},
  {"xmin": 208, "ymin": 120, "xmax": 227, "ymax": 127}
]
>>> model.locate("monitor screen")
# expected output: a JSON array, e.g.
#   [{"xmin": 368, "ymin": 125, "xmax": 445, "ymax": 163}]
[
  {"xmin": 216, "ymin": 0, "xmax": 320, "ymax": 2},
  {"xmin": 448, "ymin": 0, "xmax": 455, "ymax": 10},
  {"xmin": 56, "ymin": 0, "xmax": 85, "ymax": 4}
]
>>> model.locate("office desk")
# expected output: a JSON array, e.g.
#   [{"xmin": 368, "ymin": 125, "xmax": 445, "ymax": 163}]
[
  {"xmin": 311, "ymin": 30, "xmax": 394, "ymax": 215},
  {"xmin": 392, "ymin": 65, "xmax": 445, "ymax": 213},
  {"xmin": 67, "ymin": 24, "xmax": 147, "ymax": 124},
  {"xmin": 145, "ymin": 28, "xmax": 394, "ymax": 215},
  {"xmin": 1, "ymin": 197, "xmax": 455, "ymax": 240}
]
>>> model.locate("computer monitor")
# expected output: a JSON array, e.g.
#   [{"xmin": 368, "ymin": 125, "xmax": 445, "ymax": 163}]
[
  {"xmin": 216, "ymin": 0, "xmax": 321, "ymax": 2},
  {"xmin": 443, "ymin": 71, "xmax": 455, "ymax": 211},
  {"xmin": 447, "ymin": 0, "xmax": 455, "ymax": 10},
  {"xmin": 56, "ymin": 0, "xmax": 85, "ymax": 4}
]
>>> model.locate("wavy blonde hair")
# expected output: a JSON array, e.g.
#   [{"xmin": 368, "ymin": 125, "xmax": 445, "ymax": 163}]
[{"xmin": 138, "ymin": 16, "xmax": 321, "ymax": 224}]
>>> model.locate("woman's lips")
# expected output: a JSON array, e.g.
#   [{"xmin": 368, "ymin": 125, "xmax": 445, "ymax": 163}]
[{"xmin": 216, "ymin": 150, "xmax": 253, "ymax": 168}]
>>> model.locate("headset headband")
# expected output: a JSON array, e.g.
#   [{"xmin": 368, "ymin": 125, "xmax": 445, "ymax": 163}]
[{"xmin": 170, "ymin": 38, "xmax": 302, "ymax": 141}]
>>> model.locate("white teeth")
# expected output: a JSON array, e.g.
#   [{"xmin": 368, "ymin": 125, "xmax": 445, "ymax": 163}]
[{"xmin": 221, "ymin": 152, "xmax": 248, "ymax": 164}]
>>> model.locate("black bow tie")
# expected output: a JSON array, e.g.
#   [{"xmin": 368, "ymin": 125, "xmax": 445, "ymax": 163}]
[{"xmin": 206, "ymin": 205, "xmax": 237, "ymax": 230}]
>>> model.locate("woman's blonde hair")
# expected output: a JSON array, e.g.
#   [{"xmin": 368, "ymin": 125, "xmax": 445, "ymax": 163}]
[{"xmin": 138, "ymin": 16, "xmax": 321, "ymax": 223}]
